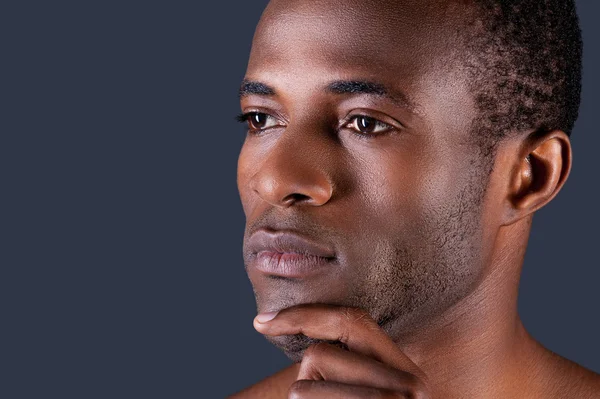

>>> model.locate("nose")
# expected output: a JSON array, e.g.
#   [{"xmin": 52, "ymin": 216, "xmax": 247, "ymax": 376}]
[{"xmin": 250, "ymin": 131, "xmax": 334, "ymax": 208}]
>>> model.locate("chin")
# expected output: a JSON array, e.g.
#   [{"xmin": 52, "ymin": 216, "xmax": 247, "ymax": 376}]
[{"xmin": 266, "ymin": 333, "xmax": 351, "ymax": 363}]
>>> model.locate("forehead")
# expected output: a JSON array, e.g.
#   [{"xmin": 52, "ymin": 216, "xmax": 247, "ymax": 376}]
[{"xmin": 250, "ymin": 0, "xmax": 468, "ymax": 70}]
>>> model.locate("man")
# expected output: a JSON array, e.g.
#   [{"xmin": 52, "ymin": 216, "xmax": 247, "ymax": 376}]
[{"xmin": 231, "ymin": 0, "xmax": 600, "ymax": 397}]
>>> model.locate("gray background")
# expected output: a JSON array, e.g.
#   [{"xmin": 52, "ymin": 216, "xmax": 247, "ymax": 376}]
[{"xmin": 0, "ymin": 1, "xmax": 597, "ymax": 398}]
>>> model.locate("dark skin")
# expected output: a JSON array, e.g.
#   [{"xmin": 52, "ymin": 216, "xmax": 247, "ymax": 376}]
[{"xmin": 231, "ymin": 0, "xmax": 600, "ymax": 397}]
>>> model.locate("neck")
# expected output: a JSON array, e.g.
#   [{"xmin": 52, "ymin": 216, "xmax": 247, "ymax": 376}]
[{"xmin": 398, "ymin": 217, "xmax": 541, "ymax": 398}]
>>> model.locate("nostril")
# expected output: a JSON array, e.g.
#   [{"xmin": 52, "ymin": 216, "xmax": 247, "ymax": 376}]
[{"xmin": 282, "ymin": 193, "xmax": 311, "ymax": 206}]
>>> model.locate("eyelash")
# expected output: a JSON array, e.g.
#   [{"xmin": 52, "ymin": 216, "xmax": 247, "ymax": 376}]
[
  {"xmin": 235, "ymin": 112, "xmax": 285, "ymax": 135},
  {"xmin": 236, "ymin": 112, "xmax": 395, "ymax": 139},
  {"xmin": 235, "ymin": 112, "xmax": 256, "ymax": 124}
]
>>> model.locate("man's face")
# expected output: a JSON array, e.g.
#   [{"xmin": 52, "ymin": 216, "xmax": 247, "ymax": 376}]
[{"xmin": 237, "ymin": 0, "xmax": 500, "ymax": 361}]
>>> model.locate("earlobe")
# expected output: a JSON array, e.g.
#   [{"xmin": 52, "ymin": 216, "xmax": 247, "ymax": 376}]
[{"xmin": 504, "ymin": 131, "xmax": 572, "ymax": 225}]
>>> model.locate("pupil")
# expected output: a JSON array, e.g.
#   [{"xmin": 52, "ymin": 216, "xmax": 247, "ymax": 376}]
[
  {"xmin": 252, "ymin": 113, "xmax": 266, "ymax": 128},
  {"xmin": 359, "ymin": 116, "xmax": 374, "ymax": 132}
]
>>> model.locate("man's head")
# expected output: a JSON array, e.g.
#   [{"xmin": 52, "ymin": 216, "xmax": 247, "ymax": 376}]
[{"xmin": 237, "ymin": 0, "xmax": 581, "ymax": 362}]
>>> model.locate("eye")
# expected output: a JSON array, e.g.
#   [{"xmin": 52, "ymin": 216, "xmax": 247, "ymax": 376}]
[
  {"xmin": 345, "ymin": 115, "xmax": 393, "ymax": 135},
  {"xmin": 236, "ymin": 112, "xmax": 282, "ymax": 132}
]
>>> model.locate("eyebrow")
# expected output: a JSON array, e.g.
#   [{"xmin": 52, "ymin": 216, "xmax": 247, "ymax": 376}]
[
  {"xmin": 239, "ymin": 79, "xmax": 418, "ymax": 112},
  {"xmin": 239, "ymin": 80, "xmax": 275, "ymax": 97}
]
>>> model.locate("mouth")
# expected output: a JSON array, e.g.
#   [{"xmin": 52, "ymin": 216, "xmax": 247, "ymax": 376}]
[
  {"xmin": 246, "ymin": 229, "xmax": 337, "ymax": 278},
  {"xmin": 253, "ymin": 251, "xmax": 335, "ymax": 278}
]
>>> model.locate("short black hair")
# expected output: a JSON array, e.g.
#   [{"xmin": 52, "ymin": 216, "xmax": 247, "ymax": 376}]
[{"xmin": 464, "ymin": 0, "xmax": 583, "ymax": 155}]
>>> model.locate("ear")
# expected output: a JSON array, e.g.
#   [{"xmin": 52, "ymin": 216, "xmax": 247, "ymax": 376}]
[{"xmin": 502, "ymin": 130, "xmax": 572, "ymax": 226}]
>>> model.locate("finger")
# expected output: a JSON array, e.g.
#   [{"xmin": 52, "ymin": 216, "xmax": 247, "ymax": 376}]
[
  {"xmin": 254, "ymin": 304, "xmax": 424, "ymax": 379},
  {"xmin": 297, "ymin": 342, "xmax": 423, "ymax": 394},
  {"xmin": 288, "ymin": 380, "xmax": 404, "ymax": 399}
]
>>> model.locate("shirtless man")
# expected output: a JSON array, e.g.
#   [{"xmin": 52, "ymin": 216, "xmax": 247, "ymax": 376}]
[{"xmin": 231, "ymin": 0, "xmax": 600, "ymax": 397}]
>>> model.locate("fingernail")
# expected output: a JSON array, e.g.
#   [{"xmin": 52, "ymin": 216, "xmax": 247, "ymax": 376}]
[{"xmin": 256, "ymin": 311, "xmax": 279, "ymax": 323}]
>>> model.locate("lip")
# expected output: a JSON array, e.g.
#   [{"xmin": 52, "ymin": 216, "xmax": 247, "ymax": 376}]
[{"xmin": 247, "ymin": 230, "xmax": 336, "ymax": 278}]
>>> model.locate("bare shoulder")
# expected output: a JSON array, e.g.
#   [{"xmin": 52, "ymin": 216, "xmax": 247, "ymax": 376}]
[
  {"xmin": 542, "ymin": 349, "xmax": 600, "ymax": 398},
  {"xmin": 227, "ymin": 363, "xmax": 300, "ymax": 399}
]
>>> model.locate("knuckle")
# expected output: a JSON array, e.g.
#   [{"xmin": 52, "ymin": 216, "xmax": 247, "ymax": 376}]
[
  {"xmin": 302, "ymin": 342, "xmax": 329, "ymax": 362},
  {"xmin": 402, "ymin": 375, "xmax": 430, "ymax": 399},
  {"xmin": 299, "ymin": 342, "xmax": 335, "ymax": 380},
  {"xmin": 344, "ymin": 306, "xmax": 370, "ymax": 322},
  {"xmin": 288, "ymin": 380, "xmax": 314, "ymax": 399},
  {"xmin": 338, "ymin": 307, "xmax": 367, "ymax": 341}
]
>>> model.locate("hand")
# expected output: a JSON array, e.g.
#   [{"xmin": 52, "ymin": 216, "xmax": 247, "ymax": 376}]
[{"xmin": 253, "ymin": 304, "xmax": 430, "ymax": 398}]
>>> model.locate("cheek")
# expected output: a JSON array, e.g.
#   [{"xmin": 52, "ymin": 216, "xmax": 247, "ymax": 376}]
[
  {"xmin": 350, "ymin": 144, "xmax": 458, "ymax": 229},
  {"xmin": 346, "ymin": 141, "xmax": 477, "ymax": 270},
  {"xmin": 237, "ymin": 143, "xmax": 258, "ymax": 217}
]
